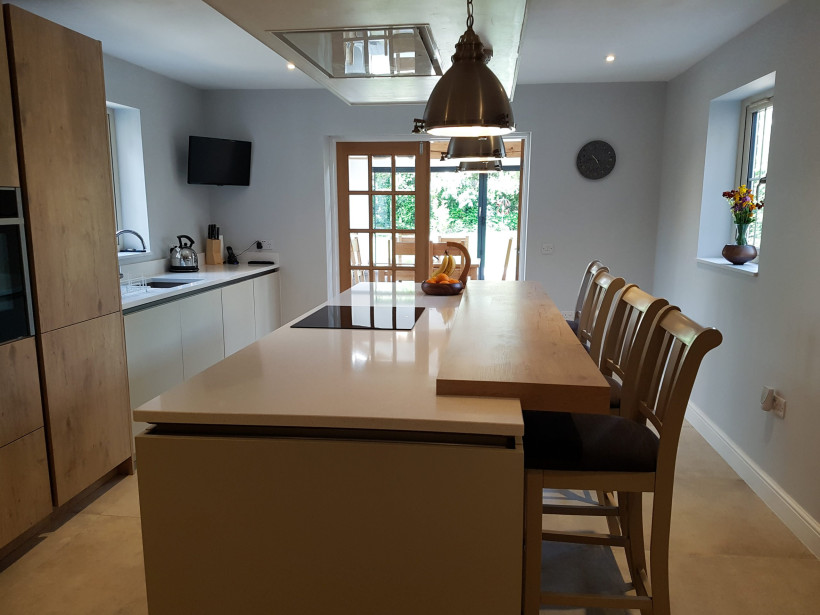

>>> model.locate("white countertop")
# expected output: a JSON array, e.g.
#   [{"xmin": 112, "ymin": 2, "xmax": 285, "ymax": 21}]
[
  {"xmin": 120, "ymin": 262, "xmax": 279, "ymax": 312},
  {"xmin": 133, "ymin": 282, "xmax": 524, "ymax": 437}
]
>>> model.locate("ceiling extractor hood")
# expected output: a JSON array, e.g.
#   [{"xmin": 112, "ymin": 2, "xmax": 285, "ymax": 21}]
[
  {"xmin": 271, "ymin": 26, "xmax": 442, "ymax": 80},
  {"xmin": 201, "ymin": 0, "xmax": 527, "ymax": 105}
]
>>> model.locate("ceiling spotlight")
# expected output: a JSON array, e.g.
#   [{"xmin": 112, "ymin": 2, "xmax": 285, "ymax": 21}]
[
  {"xmin": 457, "ymin": 160, "xmax": 502, "ymax": 173},
  {"xmin": 286, "ymin": 62, "xmax": 296, "ymax": 70},
  {"xmin": 413, "ymin": 0, "xmax": 515, "ymax": 137},
  {"xmin": 441, "ymin": 136, "xmax": 506, "ymax": 162},
  {"xmin": 605, "ymin": 54, "xmax": 615, "ymax": 63}
]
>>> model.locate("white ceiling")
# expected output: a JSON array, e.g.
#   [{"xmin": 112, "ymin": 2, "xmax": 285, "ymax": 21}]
[{"xmin": 10, "ymin": 0, "xmax": 789, "ymax": 99}]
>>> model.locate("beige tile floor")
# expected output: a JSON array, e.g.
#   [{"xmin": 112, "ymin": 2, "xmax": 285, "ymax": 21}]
[{"xmin": 0, "ymin": 423, "xmax": 818, "ymax": 614}]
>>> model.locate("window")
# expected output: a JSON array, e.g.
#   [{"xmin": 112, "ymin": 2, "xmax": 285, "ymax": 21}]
[
  {"xmin": 696, "ymin": 72, "xmax": 775, "ymax": 274},
  {"xmin": 106, "ymin": 107, "xmax": 124, "ymax": 232},
  {"xmin": 106, "ymin": 103, "xmax": 150, "ymax": 256},
  {"xmin": 738, "ymin": 96, "xmax": 773, "ymax": 249}
]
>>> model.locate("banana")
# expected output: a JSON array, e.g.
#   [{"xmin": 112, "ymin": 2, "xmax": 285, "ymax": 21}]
[
  {"xmin": 444, "ymin": 254, "xmax": 456, "ymax": 277},
  {"xmin": 432, "ymin": 255, "xmax": 448, "ymax": 277}
]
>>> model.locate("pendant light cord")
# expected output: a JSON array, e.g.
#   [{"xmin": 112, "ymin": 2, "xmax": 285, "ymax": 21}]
[{"xmin": 466, "ymin": 0, "xmax": 474, "ymax": 29}]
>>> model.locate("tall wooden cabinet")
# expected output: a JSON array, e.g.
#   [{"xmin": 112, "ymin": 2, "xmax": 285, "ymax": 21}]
[
  {"xmin": 0, "ymin": 7, "xmax": 50, "ymax": 553},
  {"xmin": 0, "ymin": 6, "xmax": 17, "ymax": 186},
  {"xmin": 4, "ymin": 5, "xmax": 132, "ymax": 508}
]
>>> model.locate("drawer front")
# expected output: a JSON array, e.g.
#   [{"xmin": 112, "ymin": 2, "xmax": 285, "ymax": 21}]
[
  {"xmin": 0, "ymin": 337, "xmax": 43, "ymax": 448},
  {"xmin": 0, "ymin": 427, "xmax": 53, "ymax": 548}
]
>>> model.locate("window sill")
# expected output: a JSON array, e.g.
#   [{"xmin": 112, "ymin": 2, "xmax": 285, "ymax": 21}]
[
  {"xmin": 696, "ymin": 257, "xmax": 758, "ymax": 276},
  {"xmin": 118, "ymin": 251, "xmax": 152, "ymax": 261}
]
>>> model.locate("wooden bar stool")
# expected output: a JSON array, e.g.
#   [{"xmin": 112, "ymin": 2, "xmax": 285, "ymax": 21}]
[
  {"xmin": 599, "ymin": 285, "xmax": 670, "ymax": 413},
  {"xmin": 567, "ymin": 259, "xmax": 608, "ymax": 333},
  {"xmin": 576, "ymin": 270, "xmax": 625, "ymax": 366},
  {"xmin": 522, "ymin": 306, "xmax": 722, "ymax": 615}
]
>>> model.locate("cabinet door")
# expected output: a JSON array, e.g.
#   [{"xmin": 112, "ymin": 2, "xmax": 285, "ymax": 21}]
[
  {"xmin": 124, "ymin": 303, "xmax": 184, "ymax": 409},
  {"xmin": 5, "ymin": 5, "xmax": 120, "ymax": 332},
  {"xmin": 222, "ymin": 280, "xmax": 256, "ymax": 357},
  {"xmin": 0, "ymin": 9, "xmax": 19, "ymax": 187},
  {"xmin": 180, "ymin": 289, "xmax": 225, "ymax": 380},
  {"xmin": 0, "ymin": 428, "xmax": 52, "ymax": 549},
  {"xmin": 40, "ymin": 313, "xmax": 132, "ymax": 505},
  {"xmin": 0, "ymin": 337, "xmax": 42, "ymax": 448},
  {"xmin": 253, "ymin": 272, "xmax": 281, "ymax": 340}
]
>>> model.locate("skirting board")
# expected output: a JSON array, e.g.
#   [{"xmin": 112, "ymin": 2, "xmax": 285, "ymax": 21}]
[{"xmin": 686, "ymin": 402, "xmax": 820, "ymax": 559}]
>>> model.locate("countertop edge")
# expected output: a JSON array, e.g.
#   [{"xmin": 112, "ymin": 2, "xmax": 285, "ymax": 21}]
[{"xmin": 121, "ymin": 264, "xmax": 279, "ymax": 313}]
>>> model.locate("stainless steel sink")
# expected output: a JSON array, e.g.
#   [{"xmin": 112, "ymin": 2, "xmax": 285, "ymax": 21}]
[
  {"xmin": 146, "ymin": 281, "xmax": 189, "ymax": 288},
  {"xmin": 146, "ymin": 276, "xmax": 203, "ymax": 288}
]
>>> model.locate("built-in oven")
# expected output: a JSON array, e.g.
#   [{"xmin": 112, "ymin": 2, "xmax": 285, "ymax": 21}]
[{"xmin": 0, "ymin": 186, "xmax": 34, "ymax": 344}]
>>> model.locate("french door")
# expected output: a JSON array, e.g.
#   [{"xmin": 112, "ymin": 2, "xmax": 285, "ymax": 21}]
[{"xmin": 337, "ymin": 142, "xmax": 430, "ymax": 291}]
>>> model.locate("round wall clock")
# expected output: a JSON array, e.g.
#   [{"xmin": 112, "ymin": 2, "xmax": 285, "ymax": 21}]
[{"xmin": 576, "ymin": 140, "xmax": 616, "ymax": 180}]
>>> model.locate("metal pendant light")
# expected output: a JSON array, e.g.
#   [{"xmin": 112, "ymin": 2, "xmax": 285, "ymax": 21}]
[
  {"xmin": 457, "ymin": 160, "xmax": 502, "ymax": 173},
  {"xmin": 441, "ymin": 135, "xmax": 506, "ymax": 162},
  {"xmin": 413, "ymin": 0, "xmax": 515, "ymax": 137}
]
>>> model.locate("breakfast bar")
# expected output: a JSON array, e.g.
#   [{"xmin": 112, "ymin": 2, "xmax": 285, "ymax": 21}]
[{"xmin": 134, "ymin": 281, "xmax": 609, "ymax": 614}]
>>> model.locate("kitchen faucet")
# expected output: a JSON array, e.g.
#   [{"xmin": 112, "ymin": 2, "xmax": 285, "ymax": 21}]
[
  {"xmin": 116, "ymin": 229, "xmax": 147, "ymax": 252},
  {"xmin": 116, "ymin": 229, "xmax": 147, "ymax": 279}
]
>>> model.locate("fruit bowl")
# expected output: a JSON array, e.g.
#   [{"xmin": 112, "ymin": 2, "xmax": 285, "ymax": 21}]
[{"xmin": 421, "ymin": 280, "xmax": 464, "ymax": 296}]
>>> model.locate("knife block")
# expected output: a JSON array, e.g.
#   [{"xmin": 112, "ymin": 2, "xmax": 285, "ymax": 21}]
[{"xmin": 205, "ymin": 239, "xmax": 223, "ymax": 265}]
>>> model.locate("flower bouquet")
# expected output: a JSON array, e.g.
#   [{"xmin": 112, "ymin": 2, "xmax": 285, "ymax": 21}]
[{"xmin": 720, "ymin": 185, "xmax": 763, "ymax": 264}]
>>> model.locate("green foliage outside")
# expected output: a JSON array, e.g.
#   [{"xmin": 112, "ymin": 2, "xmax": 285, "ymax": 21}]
[
  {"xmin": 372, "ymin": 165, "xmax": 519, "ymax": 234},
  {"xmin": 429, "ymin": 170, "xmax": 519, "ymax": 234}
]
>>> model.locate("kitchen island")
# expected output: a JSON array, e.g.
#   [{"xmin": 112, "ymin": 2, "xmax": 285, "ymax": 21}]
[{"xmin": 134, "ymin": 281, "xmax": 608, "ymax": 614}]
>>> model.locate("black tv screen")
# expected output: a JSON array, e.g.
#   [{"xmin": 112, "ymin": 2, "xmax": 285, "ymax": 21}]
[{"xmin": 187, "ymin": 136, "xmax": 252, "ymax": 186}]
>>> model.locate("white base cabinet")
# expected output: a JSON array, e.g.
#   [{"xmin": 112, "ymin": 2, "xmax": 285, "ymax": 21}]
[
  {"xmin": 180, "ymin": 290, "xmax": 225, "ymax": 380},
  {"xmin": 124, "ymin": 301, "xmax": 184, "ymax": 410},
  {"xmin": 221, "ymin": 280, "xmax": 256, "ymax": 357},
  {"xmin": 253, "ymin": 271, "xmax": 281, "ymax": 340},
  {"xmin": 124, "ymin": 271, "xmax": 281, "ymax": 411}
]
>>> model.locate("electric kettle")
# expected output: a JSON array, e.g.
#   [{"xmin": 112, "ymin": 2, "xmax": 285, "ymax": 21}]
[{"xmin": 169, "ymin": 235, "xmax": 199, "ymax": 272}]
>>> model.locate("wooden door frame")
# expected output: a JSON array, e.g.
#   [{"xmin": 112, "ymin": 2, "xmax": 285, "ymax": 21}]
[{"xmin": 336, "ymin": 141, "xmax": 431, "ymax": 292}]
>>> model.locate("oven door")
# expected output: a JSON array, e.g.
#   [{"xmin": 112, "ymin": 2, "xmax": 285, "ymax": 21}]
[{"xmin": 0, "ymin": 188, "xmax": 34, "ymax": 344}]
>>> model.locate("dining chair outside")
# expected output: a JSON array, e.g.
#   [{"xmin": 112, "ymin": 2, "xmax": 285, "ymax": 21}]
[
  {"xmin": 522, "ymin": 306, "xmax": 722, "ymax": 615},
  {"xmin": 567, "ymin": 259, "xmax": 608, "ymax": 333},
  {"xmin": 501, "ymin": 237, "xmax": 513, "ymax": 280}
]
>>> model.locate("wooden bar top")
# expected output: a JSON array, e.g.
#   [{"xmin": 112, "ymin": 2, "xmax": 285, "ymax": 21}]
[{"xmin": 436, "ymin": 281, "xmax": 610, "ymax": 414}]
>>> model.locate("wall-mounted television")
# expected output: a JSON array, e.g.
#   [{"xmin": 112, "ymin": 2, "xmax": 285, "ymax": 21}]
[{"xmin": 187, "ymin": 136, "xmax": 252, "ymax": 186}]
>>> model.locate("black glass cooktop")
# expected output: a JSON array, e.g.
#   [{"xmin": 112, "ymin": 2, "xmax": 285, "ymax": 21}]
[{"xmin": 291, "ymin": 305, "xmax": 424, "ymax": 330}]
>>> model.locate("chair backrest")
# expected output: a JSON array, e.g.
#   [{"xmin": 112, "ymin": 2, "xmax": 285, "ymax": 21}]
[
  {"xmin": 501, "ymin": 237, "xmax": 513, "ymax": 281},
  {"xmin": 577, "ymin": 270, "xmax": 626, "ymax": 365},
  {"xmin": 630, "ymin": 306, "xmax": 722, "ymax": 474},
  {"xmin": 573, "ymin": 260, "xmax": 609, "ymax": 323},
  {"xmin": 600, "ymin": 285, "xmax": 670, "ymax": 412}
]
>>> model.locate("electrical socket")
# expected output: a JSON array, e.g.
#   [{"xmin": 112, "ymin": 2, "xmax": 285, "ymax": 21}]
[
  {"xmin": 258, "ymin": 240, "xmax": 273, "ymax": 250},
  {"xmin": 560, "ymin": 310, "xmax": 574, "ymax": 320},
  {"xmin": 772, "ymin": 394, "xmax": 786, "ymax": 419},
  {"xmin": 541, "ymin": 242, "xmax": 554, "ymax": 255}
]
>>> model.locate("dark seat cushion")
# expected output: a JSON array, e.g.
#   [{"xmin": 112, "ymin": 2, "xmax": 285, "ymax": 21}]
[
  {"xmin": 522, "ymin": 410, "xmax": 658, "ymax": 472},
  {"xmin": 566, "ymin": 318, "xmax": 579, "ymax": 333},
  {"xmin": 604, "ymin": 375, "xmax": 622, "ymax": 408}
]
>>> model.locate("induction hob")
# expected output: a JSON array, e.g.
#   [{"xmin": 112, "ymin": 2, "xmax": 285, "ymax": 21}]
[{"xmin": 291, "ymin": 305, "xmax": 424, "ymax": 330}]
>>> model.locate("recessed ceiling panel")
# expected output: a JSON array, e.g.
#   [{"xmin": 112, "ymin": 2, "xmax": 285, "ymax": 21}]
[
  {"xmin": 203, "ymin": 0, "xmax": 527, "ymax": 104},
  {"xmin": 272, "ymin": 25, "xmax": 442, "ymax": 79}
]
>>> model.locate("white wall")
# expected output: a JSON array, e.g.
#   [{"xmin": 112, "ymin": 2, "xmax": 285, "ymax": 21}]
[
  {"xmin": 103, "ymin": 55, "xmax": 209, "ymax": 261},
  {"xmin": 513, "ymin": 83, "xmax": 666, "ymax": 308},
  {"xmin": 653, "ymin": 0, "xmax": 820, "ymax": 536},
  {"xmin": 203, "ymin": 83, "xmax": 666, "ymax": 322}
]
